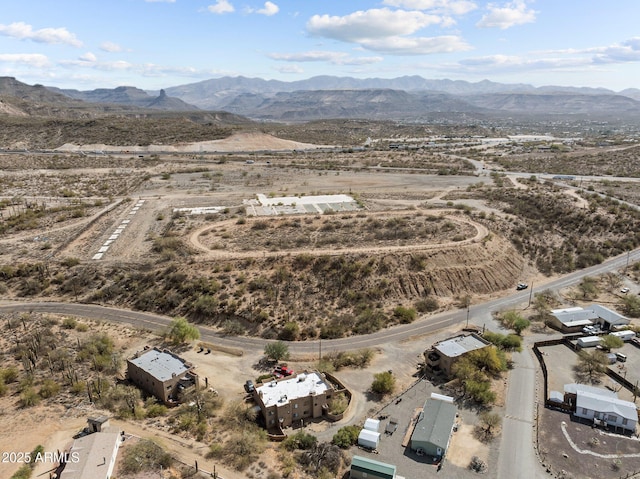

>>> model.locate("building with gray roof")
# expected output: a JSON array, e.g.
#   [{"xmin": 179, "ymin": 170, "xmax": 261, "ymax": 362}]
[
  {"xmin": 563, "ymin": 383, "xmax": 637, "ymax": 433},
  {"xmin": 550, "ymin": 305, "xmax": 629, "ymax": 333},
  {"xmin": 60, "ymin": 431, "xmax": 121, "ymax": 479},
  {"xmin": 425, "ymin": 333, "xmax": 491, "ymax": 377},
  {"xmin": 410, "ymin": 396, "xmax": 457, "ymax": 458},
  {"xmin": 127, "ymin": 347, "xmax": 198, "ymax": 404}
]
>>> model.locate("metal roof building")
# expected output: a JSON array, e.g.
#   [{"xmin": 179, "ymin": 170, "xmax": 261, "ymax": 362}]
[
  {"xmin": 127, "ymin": 347, "xmax": 197, "ymax": 404},
  {"xmin": 434, "ymin": 334, "xmax": 490, "ymax": 358},
  {"xmin": 61, "ymin": 432, "xmax": 121, "ymax": 479},
  {"xmin": 350, "ymin": 455, "xmax": 396, "ymax": 479},
  {"xmin": 410, "ymin": 397, "xmax": 457, "ymax": 458}
]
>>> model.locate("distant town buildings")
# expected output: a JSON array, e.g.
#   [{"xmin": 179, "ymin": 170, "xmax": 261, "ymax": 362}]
[{"xmin": 127, "ymin": 347, "xmax": 198, "ymax": 405}]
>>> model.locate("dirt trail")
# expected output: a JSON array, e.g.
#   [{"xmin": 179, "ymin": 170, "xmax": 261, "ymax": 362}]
[{"xmin": 187, "ymin": 209, "xmax": 489, "ymax": 260}]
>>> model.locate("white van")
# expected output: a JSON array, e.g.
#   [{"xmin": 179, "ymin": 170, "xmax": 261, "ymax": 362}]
[{"xmin": 615, "ymin": 352, "xmax": 627, "ymax": 362}]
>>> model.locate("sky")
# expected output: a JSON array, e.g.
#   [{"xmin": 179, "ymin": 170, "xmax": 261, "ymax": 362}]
[{"xmin": 1, "ymin": 0, "xmax": 639, "ymax": 92}]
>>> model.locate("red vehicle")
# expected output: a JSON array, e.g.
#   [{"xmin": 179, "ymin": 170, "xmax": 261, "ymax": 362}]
[{"xmin": 274, "ymin": 364, "xmax": 294, "ymax": 377}]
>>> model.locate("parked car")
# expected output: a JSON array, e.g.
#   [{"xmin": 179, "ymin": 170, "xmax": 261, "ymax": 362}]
[
  {"xmin": 274, "ymin": 365, "xmax": 294, "ymax": 378},
  {"xmin": 621, "ymin": 287, "xmax": 630, "ymax": 294},
  {"xmin": 244, "ymin": 380, "xmax": 255, "ymax": 393},
  {"xmin": 516, "ymin": 283, "xmax": 529, "ymax": 291},
  {"xmin": 582, "ymin": 325, "xmax": 598, "ymax": 335}
]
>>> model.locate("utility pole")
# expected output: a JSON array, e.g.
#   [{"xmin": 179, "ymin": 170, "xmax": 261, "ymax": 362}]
[
  {"xmin": 466, "ymin": 305, "xmax": 470, "ymax": 328},
  {"xmin": 528, "ymin": 281, "xmax": 534, "ymax": 307}
]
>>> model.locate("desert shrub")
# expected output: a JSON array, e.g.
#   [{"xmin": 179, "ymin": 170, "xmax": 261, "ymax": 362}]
[
  {"xmin": 371, "ymin": 371, "xmax": 395, "ymax": 395},
  {"xmin": 39, "ymin": 379, "xmax": 61, "ymax": 399},
  {"xmin": 1, "ymin": 367, "xmax": 19, "ymax": 383},
  {"xmin": 20, "ymin": 387, "xmax": 41, "ymax": 408},
  {"xmin": 415, "ymin": 297, "xmax": 439, "ymax": 313},
  {"xmin": 328, "ymin": 392, "xmax": 349, "ymax": 415},
  {"xmin": 121, "ymin": 439, "xmax": 172, "ymax": 474},
  {"xmin": 282, "ymin": 431, "xmax": 318, "ymax": 451},
  {"xmin": 332, "ymin": 425, "xmax": 361, "ymax": 448},
  {"xmin": 61, "ymin": 317, "xmax": 77, "ymax": 329},
  {"xmin": 393, "ymin": 306, "xmax": 417, "ymax": 323}
]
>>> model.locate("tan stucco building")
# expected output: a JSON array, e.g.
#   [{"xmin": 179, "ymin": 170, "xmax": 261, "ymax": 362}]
[{"xmin": 127, "ymin": 347, "xmax": 198, "ymax": 404}]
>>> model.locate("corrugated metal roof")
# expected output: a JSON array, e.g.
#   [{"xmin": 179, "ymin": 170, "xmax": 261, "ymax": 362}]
[
  {"xmin": 129, "ymin": 349, "xmax": 189, "ymax": 382},
  {"xmin": 434, "ymin": 334, "xmax": 489, "ymax": 358},
  {"xmin": 411, "ymin": 398, "xmax": 457, "ymax": 449},
  {"xmin": 564, "ymin": 383, "xmax": 617, "ymax": 397},
  {"xmin": 577, "ymin": 391, "xmax": 638, "ymax": 422},
  {"xmin": 351, "ymin": 455, "xmax": 396, "ymax": 476},
  {"xmin": 62, "ymin": 432, "xmax": 121, "ymax": 479}
]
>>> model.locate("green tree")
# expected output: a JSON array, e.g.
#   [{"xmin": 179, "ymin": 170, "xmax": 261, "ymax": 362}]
[
  {"xmin": 532, "ymin": 290, "xmax": 554, "ymax": 327},
  {"xmin": 577, "ymin": 276, "xmax": 599, "ymax": 300},
  {"xmin": 370, "ymin": 371, "xmax": 395, "ymax": 395},
  {"xmin": 332, "ymin": 425, "xmax": 360, "ymax": 448},
  {"xmin": 576, "ymin": 350, "xmax": 608, "ymax": 383},
  {"xmin": 499, "ymin": 310, "xmax": 522, "ymax": 330},
  {"xmin": 478, "ymin": 411, "xmax": 502, "ymax": 440},
  {"xmin": 622, "ymin": 295, "xmax": 640, "ymax": 318},
  {"xmin": 167, "ymin": 317, "xmax": 200, "ymax": 344},
  {"xmin": 264, "ymin": 341, "xmax": 290, "ymax": 362},
  {"xmin": 600, "ymin": 334, "xmax": 624, "ymax": 351},
  {"xmin": 513, "ymin": 317, "xmax": 531, "ymax": 335}
]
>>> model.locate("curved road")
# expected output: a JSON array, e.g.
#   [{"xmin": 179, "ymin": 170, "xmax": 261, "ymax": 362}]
[
  {"xmin": 1, "ymin": 249, "xmax": 638, "ymax": 479},
  {"xmin": 2, "ymin": 248, "xmax": 639, "ymax": 354}
]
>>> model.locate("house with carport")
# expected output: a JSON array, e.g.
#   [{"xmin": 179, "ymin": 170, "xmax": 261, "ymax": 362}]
[{"xmin": 563, "ymin": 383, "xmax": 638, "ymax": 433}]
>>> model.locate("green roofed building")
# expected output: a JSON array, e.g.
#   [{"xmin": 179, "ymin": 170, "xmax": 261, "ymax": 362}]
[
  {"xmin": 410, "ymin": 395, "xmax": 457, "ymax": 458},
  {"xmin": 350, "ymin": 455, "xmax": 396, "ymax": 479}
]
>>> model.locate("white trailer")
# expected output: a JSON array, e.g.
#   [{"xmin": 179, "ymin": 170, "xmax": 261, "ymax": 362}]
[
  {"xmin": 358, "ymin": 429, "xmax": 381, "ymax": 450},
  {"xmin": 577, "ymin": 336, "xmax": 602, "ymax": 348},
  {"xmin": 609, "ymin": 330, "xmax": 636, "ymax": 342}
]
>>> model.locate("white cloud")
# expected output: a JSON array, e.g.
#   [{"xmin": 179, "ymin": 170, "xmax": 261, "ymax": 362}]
[
  {"xmin": 145, "ymin": 0, "xmax": 176, "ymax": 2},
  {"xmin": 274, "ymin": 64, "xmax": 304, "ymax": 74},
  {"xmin": 594, "ymin": 37, "xmax": 640, "ymax": 64},
  {"xmin": 208, "ymin": 0, "xmax": 234, "ymax": 14},
  {"xmin": 100, "ymin": 42, "xmax": 123, "ymax": 53},
  {"xmin": 0, "ymin": 53, "xmax": 50, "ymax": 68},
  {"xmin": 257, "ymin": 1, "xmax": 279, "ymax": 16},
  {"xmin": 476, "ymin": 1, "xmax": 536, "ymax": 29},
  {"xmin": 361, "ymin": 35, "xmax": 471, "ymax": 55},
  {"xmin": 307, "ymin": 8, "xmax": 443, "ymax": 43},
  {"xmin": 382, "ymin": 0, "xmax": 477, "ymax": 15},
  {"xmin": 79, "ymin": 52, "xmax": 97, "ymax": 62},
  {"xmin": 0, "ymin": 22, "xmax": 82, "ymax": 47},
  {"xmin": 269, "ymin": 50, "xmax": 383, "ymax": 65},
  {"xmin": 305, "ymin": 8, "xmax": 471, "ymax": 55}
]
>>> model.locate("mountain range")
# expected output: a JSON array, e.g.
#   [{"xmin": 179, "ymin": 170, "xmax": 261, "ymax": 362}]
[{"xmin": 2, "ymin": 75, "xmax": 640, "ymax": 123}]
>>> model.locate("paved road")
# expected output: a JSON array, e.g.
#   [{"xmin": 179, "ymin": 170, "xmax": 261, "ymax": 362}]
[
  {"xmin": 497, "ymin": 347, "xmax": 545, "ymax": 479},
  {"xmin": 2, "ymin": 248, "xmax": 639, "ymax": 356},
  {"xmin": 1, "ymin": 247, "xmax": 639, "ymax": 479}
]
